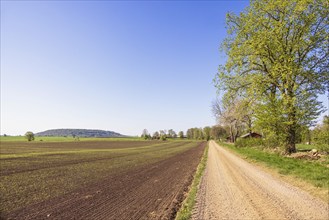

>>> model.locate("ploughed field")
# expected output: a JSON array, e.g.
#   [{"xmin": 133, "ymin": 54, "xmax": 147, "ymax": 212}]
[{"xmin": 0, "ymin": 140, "xmax": 205, "ymax": 219}]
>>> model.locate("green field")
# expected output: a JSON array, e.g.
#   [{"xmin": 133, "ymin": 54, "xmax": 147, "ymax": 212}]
[{"xmin": 0, "ymin": 139, "xmax": 202, "ymax": 215}]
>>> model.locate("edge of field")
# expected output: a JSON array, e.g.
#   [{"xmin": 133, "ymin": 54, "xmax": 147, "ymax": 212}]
[
  {"xmin": 175, "ymin": 142, "xmax": 209, "ymax": 220},
  {"xmin": 0, "ymin": 136, "xmax": 143, "ymax": 142},
  {"xmin": 218, "ymin": 141, "xmax": 329, "ymax": 202}
]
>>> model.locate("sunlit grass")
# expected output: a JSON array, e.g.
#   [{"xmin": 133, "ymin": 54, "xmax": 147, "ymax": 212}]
[
  {"xmin": 296, "ymin": 143, "xmax": 315, "ymax": 151},
  {"xmin": 219, "ymin": 142, "xmax": 329, "ymax": 190}
]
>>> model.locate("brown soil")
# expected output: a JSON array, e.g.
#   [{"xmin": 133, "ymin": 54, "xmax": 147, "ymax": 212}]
[
  {"xmin": 193, "ymin": 141, "xmax": 329, "ymax": 220},
  {"xmin": 1, "ymin": 141, "xmax": 188, "ymax": 176},
  {"xmin": 3, "ymin": 142, "xmax": 205, "ymax": 220},
  {"xmin": 0, "ymin": 141, "xmax": 162, "ymax": 150}
]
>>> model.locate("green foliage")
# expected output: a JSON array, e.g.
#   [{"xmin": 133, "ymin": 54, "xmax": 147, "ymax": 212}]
[
  {"xmin": 152, "ymin": 131, "xmax": 160, "ymax": 140},
  {"xmin": 296, "ymin": 144, "xmax": 314, "ymax": 151},
  {"xmin": 186, "ymin": 128, "xmax": 204, "ymax": 140},
  {"xmin": 24, "ymin": 131, "xmax": 34, "ymax": 142},
  {"xmin": 186, "ymin": 126, "xmax": 227, "ymax": 141},
  {"xmin": 160, "ymin": 135, "xmax": 167, "ymax": 141},
  {"xmin": 168, "ymin": 129, "xmax": 177, "ymax": 138},
  {"xmin": 143, "ymin": 134, "xmax": 151, "ymax": 140},
  {"xmin": 175, "ymin": 143, "xmax": 209, "ymax": 220},
  {"xmin": 262, "ymin": 132, "xmax": 286, "ymax": 149},
  {"xmin": 235, "ymin": 138, "xmax": 264, "ymax": 148},
  {"xmin": 312, "ymin": 116, "xmax": 329, "ymax": 152},
  {"xmin": 141, "ymin": 129, "xmax": 150, "ymax": 140},
  {"xmin": 203, "ymin": 127, "xmax": 211, "ymax": 141},
  {"xmin": 296, "ymin": 125, "xmax": 312, "ymax": 144},
  {"xmin": 178, "ymin": 131, "xmax": 184, "ymax": 139},
  {"xmin": 216, "ymin": 0, "xmax": 329, "ymax": 153},
  {"xmin": 210, "ymin": 125, "xmax": 227, "ymax": 140}
]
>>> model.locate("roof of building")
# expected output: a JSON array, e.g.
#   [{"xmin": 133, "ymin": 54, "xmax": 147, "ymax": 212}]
[{"xmin": 240, "ymin": 132, "xmax": 262, "ymax": 138}]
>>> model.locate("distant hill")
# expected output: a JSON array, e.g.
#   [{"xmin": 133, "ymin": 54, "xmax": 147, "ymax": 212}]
[{"xmin": 35, "ymin": 129, "xmax": 125, "ymax": 138}]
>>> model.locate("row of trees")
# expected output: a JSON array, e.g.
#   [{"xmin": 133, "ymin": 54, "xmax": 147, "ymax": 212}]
[
  {"xmin": 214, "ymin": 0, "xmax": 329, "ymax": 153},
  {"xmin": 141, "ymin": 126, "xmax": 228, "ymax": 141},
  {"xmin": 141, "ymin": 129, "xmax": 184, "ymax": 140},
  {"xmin": 186, "ymin": 126, "xmax": 227, "ymax": 141}
]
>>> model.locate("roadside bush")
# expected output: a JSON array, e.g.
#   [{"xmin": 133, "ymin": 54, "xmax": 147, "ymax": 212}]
[
  {"xmin": 317, "ymin": 144, "xmax": 329, "ymax": 153},
  {"xmin": 313, "ymin": 129, "xmax": 329, "ymax": 153},
  {"xmin": 263, "ymin": 138, "xmax": 283, "ymax": 149},
  {"xmin": 310, "ymin": 116, "xmax": 329, "ymax": 153},
  {"xmin": 235, "ymin": 138, "xmax": 263, "ymax": 148}
]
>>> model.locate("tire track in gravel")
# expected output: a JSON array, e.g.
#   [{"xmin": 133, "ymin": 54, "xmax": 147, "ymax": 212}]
[{"xmin": 193, "ymin": 141, "xmax": 329, "ymax": 220}]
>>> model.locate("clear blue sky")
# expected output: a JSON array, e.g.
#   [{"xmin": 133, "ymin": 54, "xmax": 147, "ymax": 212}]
[{"xmin": 1, "ymin": 1, "xmax": 327, "ymax": 136}]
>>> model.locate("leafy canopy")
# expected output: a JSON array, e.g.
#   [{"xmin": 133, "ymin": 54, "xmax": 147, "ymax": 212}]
[{"xmin": 215, "ymin": 0, "xmax": 329, "ymax": 152}]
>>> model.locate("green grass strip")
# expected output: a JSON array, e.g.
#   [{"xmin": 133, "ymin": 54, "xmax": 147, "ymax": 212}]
[
  {"xmin": 219, "ymin": 142, "xmax": 329, "ymax": 189},
  {"xmin": 175, "ymin": 142, "xmax": 209, "ymax": 220}
]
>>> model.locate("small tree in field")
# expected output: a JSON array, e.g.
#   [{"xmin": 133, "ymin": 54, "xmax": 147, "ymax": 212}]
[
  {"xmin": 178, "ymin": 131, "xmax": 184, "ymax": 139},
  {"xmin": 160, "ymin": 134, "xmax": 167, "ymax": 141},
  {"xmin": 152, "ymin": 131, "xmax": 160, "ymax": 139},
  {"xmin": 25, "ymin": 131, "xmax": 35, "ymax": 141},
  {"xmin": 141, "ymin": 129, "xmax": 150, "ymax": 140},
  {"xmin": 168, "ymin": 129, "xmax": 177, "ymax": 138}
]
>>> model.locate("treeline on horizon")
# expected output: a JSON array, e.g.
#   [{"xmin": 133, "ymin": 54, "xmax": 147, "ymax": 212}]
[{"xmin": 140, "ymin": 126, "xmax": 228, "ymax": 141}]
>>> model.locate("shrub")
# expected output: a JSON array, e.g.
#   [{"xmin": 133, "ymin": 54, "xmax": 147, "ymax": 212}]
[
  {"xmin": 235, "ymin": 138, "xmax": 263, "ymax": 148},
  {"xmin": 313, "ymin": 129, "xmax": 329, "ymax": 153},
  {"xmin": 160, "ymin": 135, "xmax": 167, "ymax": 141}
]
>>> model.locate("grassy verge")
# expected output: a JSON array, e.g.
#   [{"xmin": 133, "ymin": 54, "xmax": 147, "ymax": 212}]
[
  {"xmin": 296, "ymin": 143, "xmax": 315, "ymax": 151},
  {"xmin": 175, "ymin": 142, "xmax": 209, "ymax": 220},
  {"xmin": 219, "ymin": 142, "xmax": 329, "ymax": 190}
]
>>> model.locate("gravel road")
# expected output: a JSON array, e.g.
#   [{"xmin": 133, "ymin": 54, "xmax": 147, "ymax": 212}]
[{"xmin": 193, "ymin": 141, "xmax": 329, "ymax": 220}]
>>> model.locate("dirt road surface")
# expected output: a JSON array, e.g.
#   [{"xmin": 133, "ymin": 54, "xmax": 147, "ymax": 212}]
[{"xmin": 193, "ymin": 141, "xmax": 329, "ymax": 220}]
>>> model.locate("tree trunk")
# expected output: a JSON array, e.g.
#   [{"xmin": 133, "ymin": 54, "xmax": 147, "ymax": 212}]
[
  {"xmin": 286, "ymin": 125, "xmax": 296, "ymax": 154},
  {"xmin": 244, "ymin": 115, "xmax": 252, "ymax": 135},
  {"xmin": 230, "ymin": 125, "xmax": 234, "ymax": 143},
  {"xmin": 234, "ymin": 122, "xmax": 240, "ymax": 143},
  {"xmin": 286, "ymin": 107, "xmax": 297, "ymax": 154}
]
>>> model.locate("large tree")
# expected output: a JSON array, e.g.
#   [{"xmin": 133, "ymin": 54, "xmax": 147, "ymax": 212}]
[
  {"xmin": 141, "ymin": 129, "xmax": 149, "ymax": 139},
  {"xmin": 210, "ymin": 125, "xmax": 227, "ymax": 140},
  {"xmin": 212, "ymin": 95, "xmax": 250, "ymax": 143},
  {"xmin": 216, "ymin": 0, "xmax": 329, "ymax": 153},
  {"xmin": 167, "ymin": 129, "xmax": 177, "ymax": 138},
  {"xmin": 203, "ymin": 126, "xmax": 212, "ymax": 141}
]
